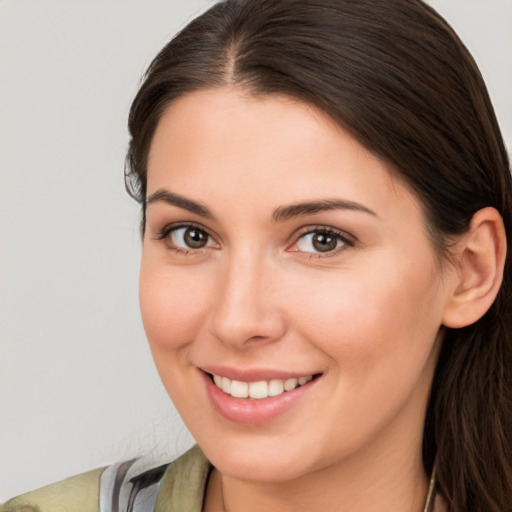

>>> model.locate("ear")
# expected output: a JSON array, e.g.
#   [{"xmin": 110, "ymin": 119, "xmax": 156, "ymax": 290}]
[{"xmin": 442, "ymin": 207, "xmax": 507, "ymax": 328}]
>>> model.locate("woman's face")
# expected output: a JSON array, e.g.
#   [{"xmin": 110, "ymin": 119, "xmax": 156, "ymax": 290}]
[{"xmin": 140, "ymin": 89, "xmax": 456, "ymax": 483}]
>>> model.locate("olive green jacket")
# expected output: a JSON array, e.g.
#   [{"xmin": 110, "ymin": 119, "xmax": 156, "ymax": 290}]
[{"xmin": 1, "ymin": 445, "xmax": 211, "ymax": 512}]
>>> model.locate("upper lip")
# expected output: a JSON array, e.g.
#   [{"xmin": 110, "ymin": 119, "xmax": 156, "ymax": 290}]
[{"xmin": 199, "ymin": 365, "xmax": 321, "ymax": 382}]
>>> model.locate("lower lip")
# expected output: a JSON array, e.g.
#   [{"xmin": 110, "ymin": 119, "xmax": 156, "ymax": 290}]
[{"xmin": 200, "ymin": 371, "xmax": 319, "ymax": 425}]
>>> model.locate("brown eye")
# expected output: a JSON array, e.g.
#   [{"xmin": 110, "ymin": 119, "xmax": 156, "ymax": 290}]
[
  {"xmin": 169, "ymin": 226, "xmax": 213, "ymax": 249},
  {"xmin": 295, "ymin": 229, "xmax": 350, "ymax": 254},
  {"xmin": 311, "ymin": 232, "xmax": 338, "ymax": 252},
  {"xmin": 184, "ymin": 227, "xmax": 208, "ymax": 248}
]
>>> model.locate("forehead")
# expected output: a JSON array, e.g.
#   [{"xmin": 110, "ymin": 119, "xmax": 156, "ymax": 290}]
[{"xmin": 146, "ymin": 88, "xmax": 422, "ymax": 224}]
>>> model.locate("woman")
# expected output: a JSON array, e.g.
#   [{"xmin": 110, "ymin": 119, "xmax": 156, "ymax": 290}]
[{"xmin": 2, "ymin": 0, "xmax": 511, "ymax": 511}]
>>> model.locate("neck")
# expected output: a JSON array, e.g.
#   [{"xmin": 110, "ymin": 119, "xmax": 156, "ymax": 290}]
[{"xmin": 204, "ymin": 439, "xmax": 430, "ymax": 512}]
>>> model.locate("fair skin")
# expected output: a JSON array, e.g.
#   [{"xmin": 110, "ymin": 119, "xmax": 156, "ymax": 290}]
[{"xmin": 139, "ymin": 88, "xmax": 505, "ymax": 512}]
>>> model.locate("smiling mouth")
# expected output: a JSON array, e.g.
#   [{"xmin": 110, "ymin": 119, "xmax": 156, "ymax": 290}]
[{"xmin": 209, "ymin": 373, "xmax": 321, "ymax": 400}]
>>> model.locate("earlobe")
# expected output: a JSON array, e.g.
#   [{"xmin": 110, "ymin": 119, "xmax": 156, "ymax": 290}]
[{"xmin": 442, "ymin": 207, "xmax": 507, "ymax": 329}]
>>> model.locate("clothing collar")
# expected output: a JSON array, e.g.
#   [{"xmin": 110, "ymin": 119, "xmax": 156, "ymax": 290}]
[{"xmin": 155, "ymin": 445, "xmax": 211, "ymax": 512}]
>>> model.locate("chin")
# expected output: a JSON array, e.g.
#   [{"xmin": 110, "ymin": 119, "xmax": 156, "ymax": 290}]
[
  {"xmin": 198, "ymin": 433, "xmax": 322, "ymax": 483},
  {"xmin": 216, "ymin": 455, "xmax": 310, "ymax": 483}
]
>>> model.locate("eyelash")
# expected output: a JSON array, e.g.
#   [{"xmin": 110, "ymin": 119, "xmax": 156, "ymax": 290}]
[
  {"xmin": 154, "ymin": 222, "xmax": 216, "ymax": 256},
  {"xmin": 154, "ymin": 223, "xmax": 355, "ymax": 258},
  {"xmin": 289, "ymin": 226, "xmax": 355, "ymax": 258}
]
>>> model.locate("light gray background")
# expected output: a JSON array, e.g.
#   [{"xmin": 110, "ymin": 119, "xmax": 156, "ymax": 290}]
[{"xmin": 1, "ymin": 0, "xmax": 511, "ymax": 501}]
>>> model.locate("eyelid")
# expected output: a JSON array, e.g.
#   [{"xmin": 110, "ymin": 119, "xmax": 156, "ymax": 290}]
[
  {"xmin": 152, "ymin": 222, "xmax": 354, "ymax": 257},
  {"xmin": 153, "ymin": 221, "xmax": 220, "ymax": 251},
  {"xmin": 287, "ymin": 225, "xmax": 356, "ymax": 255}
]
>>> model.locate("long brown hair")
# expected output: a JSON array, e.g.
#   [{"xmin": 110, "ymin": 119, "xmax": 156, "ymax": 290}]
[{"xmin": 125, "ymin": 1, "xmax": 512, "ymax": 510}]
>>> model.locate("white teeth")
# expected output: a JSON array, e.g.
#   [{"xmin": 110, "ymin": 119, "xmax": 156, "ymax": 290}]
[
  {"xmin": 249, "ymin": 380, "xmax": 268, "ymax": 399},
  {"xmin": 221, "ymin": 376, "xmax": 231, "ymax": 394},
  {"xmin": 211, "ymin": 374, "xmax": 315, "ymax": 399},
  {"xmin": 268, "ymin": 379, "xmax": 284, "ymax": 396},
  {"xmin": 284, "ymin": 378, "xmax": 298, "ymax": 391},
  {"xmin": 230, "ymin": 380, "xmax": 249, "ymax": 398}
]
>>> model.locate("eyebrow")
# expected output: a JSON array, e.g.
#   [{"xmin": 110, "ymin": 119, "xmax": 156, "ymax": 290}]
[
  {"xmin": 145, "ymin": 189, "xmax": 376, "ymax": 222},
  {"xmin": 271, "ymin": 198, "xmax": 377, "ymax": 222},
  {"xmin": 145, "ymin": 189, "xmax": 215, "ymax": 220}
]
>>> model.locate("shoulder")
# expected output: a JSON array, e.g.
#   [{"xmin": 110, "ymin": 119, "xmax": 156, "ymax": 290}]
[
  {"xmin": 0, "ymin": 467, "xmax": 105, "ymax": 512},
  {"xmin": 102, "ymin": 445, "xmax": 211, "ymax": 512},
  {"xmin": 1, "ymin": 446, "xmax": 211, "ymax": 512},
  {"xmin": 155, "ymin": 445, "xmax": 211, "ymax": 511}
]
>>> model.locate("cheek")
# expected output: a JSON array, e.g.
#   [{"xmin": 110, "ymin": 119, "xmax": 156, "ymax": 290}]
[
  {"xmin": 283, "ymin": 259, "xmax": 443, "ymax": 445},
  {"xmin": 285, "ymin": 256, "xmax": 443, "ymax": 372},
  {"xmin": 139, "ymin": 259, "xmax": 212, "ymax": 354}
]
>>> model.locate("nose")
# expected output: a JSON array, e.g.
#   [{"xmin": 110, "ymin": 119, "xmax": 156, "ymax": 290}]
[{"xmin": 208, "ymin": 249, "xmax": 287, "ymax": 349}]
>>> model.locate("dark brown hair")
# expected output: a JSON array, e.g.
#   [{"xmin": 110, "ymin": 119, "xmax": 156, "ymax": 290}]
[{"xmin": 125, "ymin": 1, "xmax": 512, "ymax": 510}]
